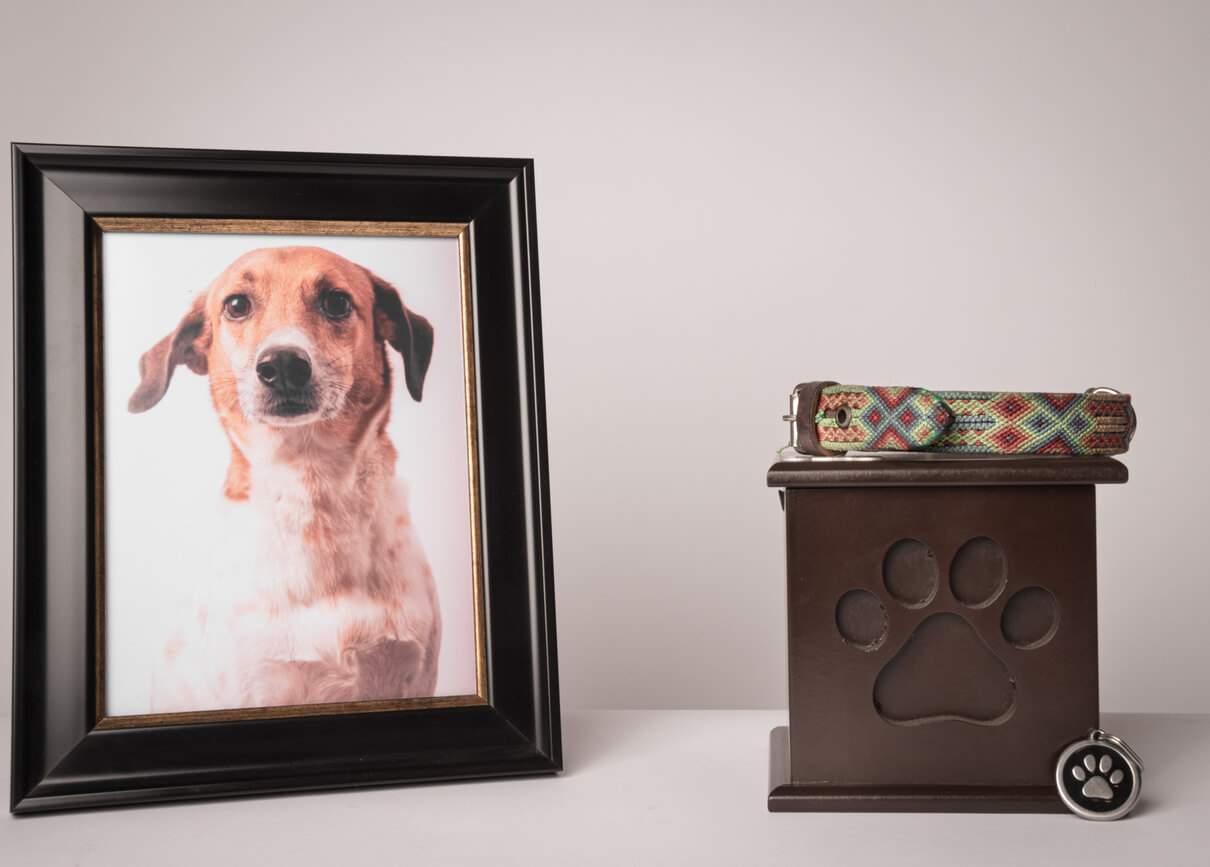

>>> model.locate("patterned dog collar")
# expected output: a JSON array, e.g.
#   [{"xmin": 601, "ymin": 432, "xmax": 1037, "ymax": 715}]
[{"xmin": 787, "ymin": 381, "xmax": 1137, "ymax": 457}]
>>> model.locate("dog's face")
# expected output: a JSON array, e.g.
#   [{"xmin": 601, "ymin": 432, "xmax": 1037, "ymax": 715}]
[{"xmin": 129, "ymin": 246, "xmax": 433, "ymax": 439}]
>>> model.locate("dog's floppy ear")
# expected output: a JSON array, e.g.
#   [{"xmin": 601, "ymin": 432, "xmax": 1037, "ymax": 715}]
[
  {"xmin": 128, "ymin": 293, "xmax": 211, "ymax": 413},
  {"xmin": 370, "ymin": 273, "xmax": 434, "ymax": 402}
]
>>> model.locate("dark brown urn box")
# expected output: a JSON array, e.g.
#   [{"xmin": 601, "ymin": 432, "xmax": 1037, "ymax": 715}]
[{"xmin": 767, "ymin": 454, "xmax": 1127, "ymax": 812}]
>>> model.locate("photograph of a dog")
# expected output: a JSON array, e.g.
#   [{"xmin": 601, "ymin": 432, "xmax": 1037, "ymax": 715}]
[{"xmin": 101, "ymin": 231, "xmax": 481, "ymax": 719}]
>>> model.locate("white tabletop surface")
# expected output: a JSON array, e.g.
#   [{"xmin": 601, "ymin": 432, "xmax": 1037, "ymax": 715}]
[{"xmin": 3, "ymin": 710, "xmax": 1207, "ymax": 866}]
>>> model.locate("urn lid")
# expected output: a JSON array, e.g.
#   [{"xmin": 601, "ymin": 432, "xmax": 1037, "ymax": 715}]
[{"xmin": 768, "ymin": 455, "xmax": 1128, "ymax": 489}]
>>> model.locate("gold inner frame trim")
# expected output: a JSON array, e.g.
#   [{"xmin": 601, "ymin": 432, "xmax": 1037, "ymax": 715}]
[
  {"xmin": 92, "ymin": 217, "xmax": 488, "ymax": 730},
  {"xmin": 94, "ymin": 218, "xmax": 469, "ymax": 237}
]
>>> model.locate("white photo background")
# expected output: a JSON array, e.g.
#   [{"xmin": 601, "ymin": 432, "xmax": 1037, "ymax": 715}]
[{"xmin": 102, "ymin": 231, "xmax": 479, "ymax": 716}]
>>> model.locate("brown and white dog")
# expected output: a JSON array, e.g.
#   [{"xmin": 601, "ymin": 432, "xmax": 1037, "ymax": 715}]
[{"xmin": 130, "ymin": 246, "xmax": 440, "ymax": 713}]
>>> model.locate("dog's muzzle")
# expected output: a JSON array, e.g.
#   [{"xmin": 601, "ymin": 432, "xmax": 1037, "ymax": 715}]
[{"xmin": 256, "ymin": 345, "xmax": 316, "ymax": 417}]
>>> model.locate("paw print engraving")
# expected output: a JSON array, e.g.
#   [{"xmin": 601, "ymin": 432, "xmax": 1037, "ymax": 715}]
[
  {"xmin": 1056, "ymin": 733, "xmax": 1143, "ymax": 820},
  {"xmin": 1071, "ymin": 753, "xmax": 1124, "ymax": 800},
  {"xmin": 834, "ymin": 536, "xmax": 1060, "ymax": 726}
]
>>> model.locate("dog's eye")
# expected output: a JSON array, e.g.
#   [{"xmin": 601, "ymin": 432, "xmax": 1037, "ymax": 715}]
[
  {"xmin": 223, "ymin": 294, "xmax": 252, "ymax": 320},
  {"xmin": 320, "ymin": 291, "xmax": 353, "ymax": 320}
]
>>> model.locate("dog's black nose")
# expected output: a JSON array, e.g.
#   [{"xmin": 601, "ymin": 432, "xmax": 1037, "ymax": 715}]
[{"xmin": 256, "ymin": 348, "xmax": 312, "ymax": 393}]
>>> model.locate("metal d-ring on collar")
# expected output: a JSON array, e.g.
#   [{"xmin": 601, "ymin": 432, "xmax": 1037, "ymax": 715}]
[{"xmin": 782, "ymin": 393, "xmax": 797, "ymax": 452}]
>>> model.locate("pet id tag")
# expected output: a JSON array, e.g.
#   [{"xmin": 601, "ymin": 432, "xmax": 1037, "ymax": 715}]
[{"xmin": 1055, "ymin": 729, "xmax": 1144, "ymax": 820}]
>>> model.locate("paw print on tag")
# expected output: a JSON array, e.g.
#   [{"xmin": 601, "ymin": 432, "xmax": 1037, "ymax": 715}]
[
  {"xmin": 1072, "ymin": 753, "xmax": 1124, "ymax": 799},
  {"xmin": 834, "ymin": 536, "xmax": 1060, "ymax": 726},
  {"xmin": 1056, "ymin": 733, "xmax": 1143, "ymax": 820}
]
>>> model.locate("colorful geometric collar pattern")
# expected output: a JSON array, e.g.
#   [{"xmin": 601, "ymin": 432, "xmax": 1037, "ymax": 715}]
[{"xmin": 812, "ymin": 385, "xmax": 1136, "ymax": 456}]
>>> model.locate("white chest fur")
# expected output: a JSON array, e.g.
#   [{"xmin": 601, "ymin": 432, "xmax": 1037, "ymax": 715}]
[{"xmin": 149, "ymin": 438, "xmax": 441, "ymax": 714}]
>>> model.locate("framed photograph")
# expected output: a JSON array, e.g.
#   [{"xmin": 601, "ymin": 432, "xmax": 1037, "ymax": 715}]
[{"xmin": 11, "ymin": 144, "xmax": 560, "ymax": 812}]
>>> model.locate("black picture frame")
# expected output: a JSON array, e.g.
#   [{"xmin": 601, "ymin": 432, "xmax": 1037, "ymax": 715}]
[{"xmin": 10, "ymin": 143, "xmax": 560, "ymax": 813}]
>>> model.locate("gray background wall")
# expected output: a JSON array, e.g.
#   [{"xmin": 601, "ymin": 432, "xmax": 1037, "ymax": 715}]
[{"xmin": 2, "ymin": 0, "xmax": 1207, "ymax": 716}]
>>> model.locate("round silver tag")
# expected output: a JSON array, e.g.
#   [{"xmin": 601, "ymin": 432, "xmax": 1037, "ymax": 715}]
[{"xmin": 1055, "ymin": 730, "xmax": 1143, "ymax": 820}]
